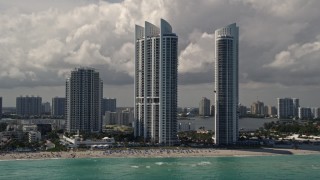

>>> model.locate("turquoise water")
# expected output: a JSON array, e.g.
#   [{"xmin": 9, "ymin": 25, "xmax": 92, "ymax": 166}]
[{"xmin": 1, "ymin": 155, "xmax": 320, "ymax": 179}]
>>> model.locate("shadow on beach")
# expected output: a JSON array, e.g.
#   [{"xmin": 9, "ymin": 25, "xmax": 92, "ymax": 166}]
[
  {"xmin": 239, "ymin": 148, "xmax": 294, "ymax": 155},
  {"xmin": 237, "ymin": 144, "xmax": 320, "ymax": 155}
]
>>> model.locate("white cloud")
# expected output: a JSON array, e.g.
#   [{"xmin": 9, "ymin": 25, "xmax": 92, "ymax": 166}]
[
  {"xmin": 178, "ymin": 32, "xmax": 214, "ymax": 73},
  {"xmin": 1, "ymin": 0, "xmax": 320, "ymax": 90},
  {"xmin": 266, "ymin": 41, "xmax": 320, "ymax": 70},
  {"xmin": 65, "ymin": 40, "xmax": 111, "ymax": 65}
]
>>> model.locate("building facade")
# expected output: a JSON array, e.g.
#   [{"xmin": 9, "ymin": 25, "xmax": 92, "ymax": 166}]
[
  {"xmin": 210, "ymin": 105, "xmax": 215, "ymax": 116},
  {"xmin": 41, "ymin": 102, "xmax": 51, "ymax": 114},
  {"xmin": 199, "ymin": 97, "xmax": 211, "ymax": 117},
  {"xmin": 119, "ymin": 109, "xmax": 134, "ymax": 126},
  {"xmin": 66, "ymin": 68, "xmax": 103, "ymax": 133},
  {"xmin": 293, "ymin": 98, "xmax": 300, "ymax": 117},
  {"xmin": 101, "ymin": 98, "xmax": 117, "ymax": 114},
  {"xmin": 251, "ymin": 101, "xmax": 265, "ymax": 115},
  {"xmin": 298, "ymin": 107, "xmax": 312, "ymax": 120},
  {"xmin": 214, "ymin": 23, "xmax": 239, "ymax": 145},
  {"xmin": 268, "ymin": 106, "xmax": 277, "ymax": 117},
  {"xmin": 28, "ymin": 131, "xmax": 41, "ymax": 143},
  {"xmin": 134, "ymin": 19, "xmax": 178, "ymax": 145},
  {"xmin": 16, "ymin": 96, "xmax": 42, "ymax": 117},
  {"xmin": 277, "ymin": 98, "xmax": 300, "ymax": 119},
  {"xmin": 104, "ymin": 111, "xmax": 118, "ymax": 125},
  {"xmin": 239, "ymin": 104, "xmax": 247, "ymax": 118},
  {"xmin": 52, "ymin": 97, "xmax": 65, "ymax": 117},
  {"xmin": 0, "ymin": 97, "xmax": 2, "ymax": 119},
  {"xmin": 311, "ymin": 107, "xmax": 320, "ymax": 119}
]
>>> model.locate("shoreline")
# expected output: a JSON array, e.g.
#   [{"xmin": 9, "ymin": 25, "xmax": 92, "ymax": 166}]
[{"xmin": 1, "ymin": 146, "xmax": 320, "ymax": 161}]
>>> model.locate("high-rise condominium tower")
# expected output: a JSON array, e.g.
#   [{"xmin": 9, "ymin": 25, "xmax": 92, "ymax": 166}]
[
  {"xmin": 101, "ymin": 98, "xmax": 117, "ymax": 114},
  {"xmin": 52, "ymin": 97, "xmax": 65, "ymax": 117},
  {"xmin": 199, "ymin": 97, "xmax": 211, "ymax": 117},
  {"xmin": 16, "ymin": 96, "xmax": 42, "ymax": 117},
  {"xmin": 134, "ymin": 19, "xmax": 178, "ymax": 145},
  {"xmin": 66, "ymin": 68, "xmax": 103, "ymax": 133},
  {"xmin": 277, "ymin": 98, "xmax": 299, "ymax": 119},
  {"xmin": 214, "ymin": 23, "xmax": 239, "ymax": 145}
]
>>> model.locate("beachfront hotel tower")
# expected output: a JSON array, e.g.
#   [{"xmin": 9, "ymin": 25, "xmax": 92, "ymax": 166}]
[
  {"xmin": 134, "ymin": 19, "xmax": 178, "ymax": 145},
  {"xmin": 66, "ymin": 67, "xmax": 103, "ymax": 133},
  {"xmin": 214, "ymin": 23, "xmax": 239, "ymax": 145}
]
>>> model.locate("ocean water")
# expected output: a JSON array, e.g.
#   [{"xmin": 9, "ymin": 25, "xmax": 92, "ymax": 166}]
[
  {"xmin": 1, "ymin": 155, "xmax": 320, "ymax": 180},
  {"xmin": 179, "ymin": 117, "xmax": 277, "ymax": 131}
]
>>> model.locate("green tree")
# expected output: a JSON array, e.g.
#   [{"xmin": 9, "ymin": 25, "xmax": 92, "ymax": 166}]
[{"xmin": 0, "ymin": 122, "xmax": 8, "ymax": 132}]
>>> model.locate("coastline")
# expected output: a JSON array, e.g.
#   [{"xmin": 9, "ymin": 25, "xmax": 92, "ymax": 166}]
[{"xmin": 1, "ymin": 146, "xmax": 320, "ymax": 161}]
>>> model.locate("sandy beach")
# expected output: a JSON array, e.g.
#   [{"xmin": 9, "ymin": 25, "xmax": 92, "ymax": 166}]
[{"xmin": 1, "ymin": 145, "xmax": 320, "ymax": 161}]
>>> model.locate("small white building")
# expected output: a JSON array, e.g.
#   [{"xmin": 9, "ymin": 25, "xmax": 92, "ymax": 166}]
[
  {"xmin": 62, "ymin": 135, "xmax": 115, "ymax": 148},
  {"xmin": 28, "ymin": 131, "xmax": 41, "ymax": 143},
  {"xmin": 23, "ymin": 125, "xmax": 37, "ymax": 132}
]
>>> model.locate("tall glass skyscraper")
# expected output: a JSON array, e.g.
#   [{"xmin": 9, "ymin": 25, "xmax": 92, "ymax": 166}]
[
  {"xmin": 134, "ymin": 19, "xmax": 178, "ymax": 145},
  {"xmin": 66, "ymin": 67, "xmax": 103, "ymax": 133},
  {"xmin": 214, "ymin": 23, "xmax": 239, "ymax": 145}
]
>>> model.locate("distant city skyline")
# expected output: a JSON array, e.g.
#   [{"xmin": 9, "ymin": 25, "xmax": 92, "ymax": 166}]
[{"xmin": 1, "ymin": 1, "xmax": 320, "ymax": 108}]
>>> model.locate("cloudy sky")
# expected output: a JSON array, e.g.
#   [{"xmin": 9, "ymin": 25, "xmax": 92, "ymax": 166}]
[{"xmin": 1, "ymin": 0, "xmax": 320, "ymax": 108}]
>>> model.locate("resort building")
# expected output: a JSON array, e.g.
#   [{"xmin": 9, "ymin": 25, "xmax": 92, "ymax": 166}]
[
  {"xmin": 66, "ymin": 68, "xmax": 103, "ymax": 133},
  {"xmin": 134, "ymin": 19, "xmax": 178, "ymax": 145},
  {"xmin": 214, "ymin": 23, "xmax": 239, "ymax": 145}
]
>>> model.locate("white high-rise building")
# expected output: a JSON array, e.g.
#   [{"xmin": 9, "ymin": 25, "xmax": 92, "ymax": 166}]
[
  {"xmin": 134, "ymin": 19, "xmax": 178, "ymax": 145},
  {"xmin": 199, "ymin": 97, "xmax": 211, "ymax": 117},
  {"xmin": 293, "ymin": 98, "xmax": 300, "ymax": 117},
  {"xmin": 66, "ymin": 68, "xmax": 103, "ymax": 133},
  {"xmin": 214, "ymin": 23, "xmax": 239, "ymax": 145},
  {"xmin": 311, "ymin": 107, "xmax": 320, "ymax": 119}
]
